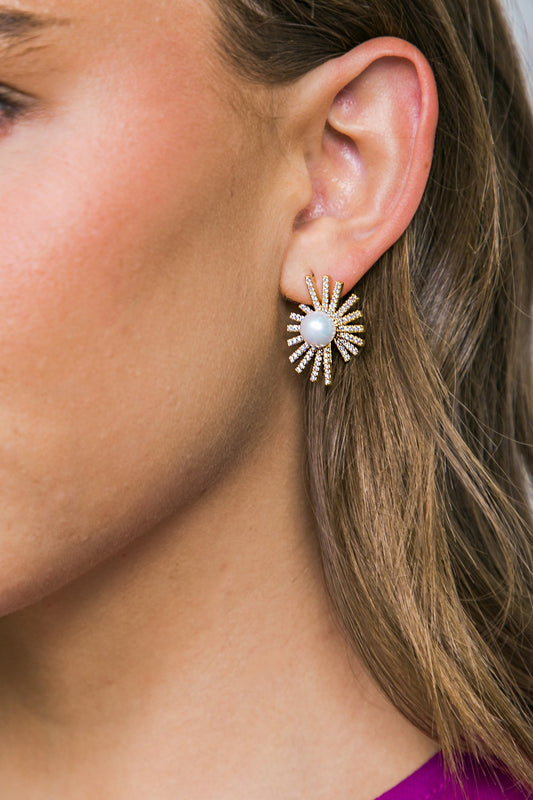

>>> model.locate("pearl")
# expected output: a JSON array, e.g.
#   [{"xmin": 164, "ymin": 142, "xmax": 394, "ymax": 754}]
[{"xmin": 300, "ymin": 311, "xmax": 336, "ymax": 348}]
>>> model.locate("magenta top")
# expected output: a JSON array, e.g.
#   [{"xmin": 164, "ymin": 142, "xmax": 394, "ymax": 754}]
[{"xmin": 374, "ymin": 751, "xmax": 532, "ymax": 799}]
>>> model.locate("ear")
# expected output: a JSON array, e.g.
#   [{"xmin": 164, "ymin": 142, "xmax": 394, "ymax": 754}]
[{"xmin": 279, "ymin": 37, "xmax": 438, "ymax": 302}]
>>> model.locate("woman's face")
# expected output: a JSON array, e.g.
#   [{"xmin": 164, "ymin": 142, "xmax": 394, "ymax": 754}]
[{"xmin": 0, "ymin": 0, "xmax": 290, "ymax": 613}]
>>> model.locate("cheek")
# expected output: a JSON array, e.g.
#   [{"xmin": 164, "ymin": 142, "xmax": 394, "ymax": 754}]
[
  {"xmin": 0, "ymin": 85, "xmax": 212, "ymax": 331},
  {"xmin": 0, "ymin": 70, "xmax": 282, "ymax": 612},
  {"xmin": 0, "ymin": 57, "xmax": 271, "ymax": 382}
]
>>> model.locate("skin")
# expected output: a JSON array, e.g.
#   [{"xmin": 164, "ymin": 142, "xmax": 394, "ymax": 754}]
[{"xmin": 0, "ymin": 0, "xmax": 440, "ymax": 797}]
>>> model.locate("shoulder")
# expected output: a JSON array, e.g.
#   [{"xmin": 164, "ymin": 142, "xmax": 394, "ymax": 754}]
[
  {"xmin": 375, "ymin": 751, "xmax": 532, "ymax": 800},
  {"xmin": 376, "ymin": 751, "xmax": 533, "ymax": 800},
  {"xmin": 440, "ymin": 754, "xmax": 532, "ymax": 800}
]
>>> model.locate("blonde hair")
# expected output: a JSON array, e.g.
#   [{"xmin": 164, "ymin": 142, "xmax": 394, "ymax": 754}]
[{"xmin": 217, "ymin": 0, "xmax": 533, "ymax": 791}]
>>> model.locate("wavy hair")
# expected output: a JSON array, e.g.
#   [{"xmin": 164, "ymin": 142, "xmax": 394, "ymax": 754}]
[{"xmin": 216, "ymin": 0, "xmax": 533, "ymax": 791}]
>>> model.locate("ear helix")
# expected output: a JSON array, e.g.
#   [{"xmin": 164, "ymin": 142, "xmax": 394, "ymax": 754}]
[{"xmin": 286, "ymin": 275, "xmax": 365, "ymax": 386}]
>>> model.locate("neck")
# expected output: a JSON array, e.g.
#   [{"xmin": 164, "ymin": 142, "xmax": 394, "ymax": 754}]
[{"xmin": 0, "ymin": 381, "xmax": 439, "ymax": 797}]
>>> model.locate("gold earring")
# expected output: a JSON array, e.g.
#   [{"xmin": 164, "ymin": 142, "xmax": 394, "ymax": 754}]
[{"xmin": 287, "ymin": 275, "xmax": 365, "ymax": 386}]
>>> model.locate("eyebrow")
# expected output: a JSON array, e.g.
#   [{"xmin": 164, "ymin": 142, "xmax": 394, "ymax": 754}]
[{"xmin": 0, "ymin": 6, "xmax": 68, "ymax": 43}]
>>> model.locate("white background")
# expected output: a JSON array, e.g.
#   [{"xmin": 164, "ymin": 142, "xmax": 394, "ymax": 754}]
[{"xmin": 504, "ymin": 0, "xmax": 533, "ymax": 91}]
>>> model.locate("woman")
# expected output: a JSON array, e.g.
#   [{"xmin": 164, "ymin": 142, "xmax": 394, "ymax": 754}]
[{"xmin": 0, "ymin": 0, "xmax": 531, "ymax": 796}]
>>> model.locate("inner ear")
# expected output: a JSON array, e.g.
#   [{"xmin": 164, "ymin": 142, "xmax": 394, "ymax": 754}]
[{"xmin": 295, "ymin": 120, "xmax": 362, "ymax": 228}]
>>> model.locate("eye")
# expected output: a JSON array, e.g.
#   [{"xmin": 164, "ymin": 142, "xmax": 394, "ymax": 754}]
[{"xmin": 0, "ymin": 85, "xmax": 28, "ymax": 127}]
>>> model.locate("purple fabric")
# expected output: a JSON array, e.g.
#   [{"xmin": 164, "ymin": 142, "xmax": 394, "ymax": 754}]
[{"xmin": 374, "ymin": 751, "xmax": 532, "ymax": 800}]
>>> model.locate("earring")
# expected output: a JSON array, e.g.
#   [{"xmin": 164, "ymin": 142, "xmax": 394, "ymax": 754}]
[{"xmin": 287, "ymin": 275, "xmax": 365, "ymax": 386}]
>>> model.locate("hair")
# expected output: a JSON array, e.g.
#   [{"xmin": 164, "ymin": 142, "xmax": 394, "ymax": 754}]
[{"xmin": 215, "ymin": 0, "xmax": 533, "ymax": 792}]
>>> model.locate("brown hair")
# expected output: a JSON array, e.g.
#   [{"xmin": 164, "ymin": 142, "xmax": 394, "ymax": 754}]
[{"xmin": 216, "ymin": 0, "xmax": 533, "ymax": 791}]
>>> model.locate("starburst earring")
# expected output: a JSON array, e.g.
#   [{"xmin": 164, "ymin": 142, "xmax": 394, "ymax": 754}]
[{"xmin": 287, "ymin": 275, "xmax": 365, "ymax": 386}]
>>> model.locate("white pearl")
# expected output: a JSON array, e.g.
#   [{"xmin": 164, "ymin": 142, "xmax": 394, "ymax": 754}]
[{"xmin": 300, "ymin": 311, "xmax": 336, "ymax": 348}]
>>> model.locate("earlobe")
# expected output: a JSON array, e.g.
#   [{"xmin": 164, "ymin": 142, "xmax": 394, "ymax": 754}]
[{"xmin": 280, "ymin": 37, "xmax": 439, "ymax": 303}]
